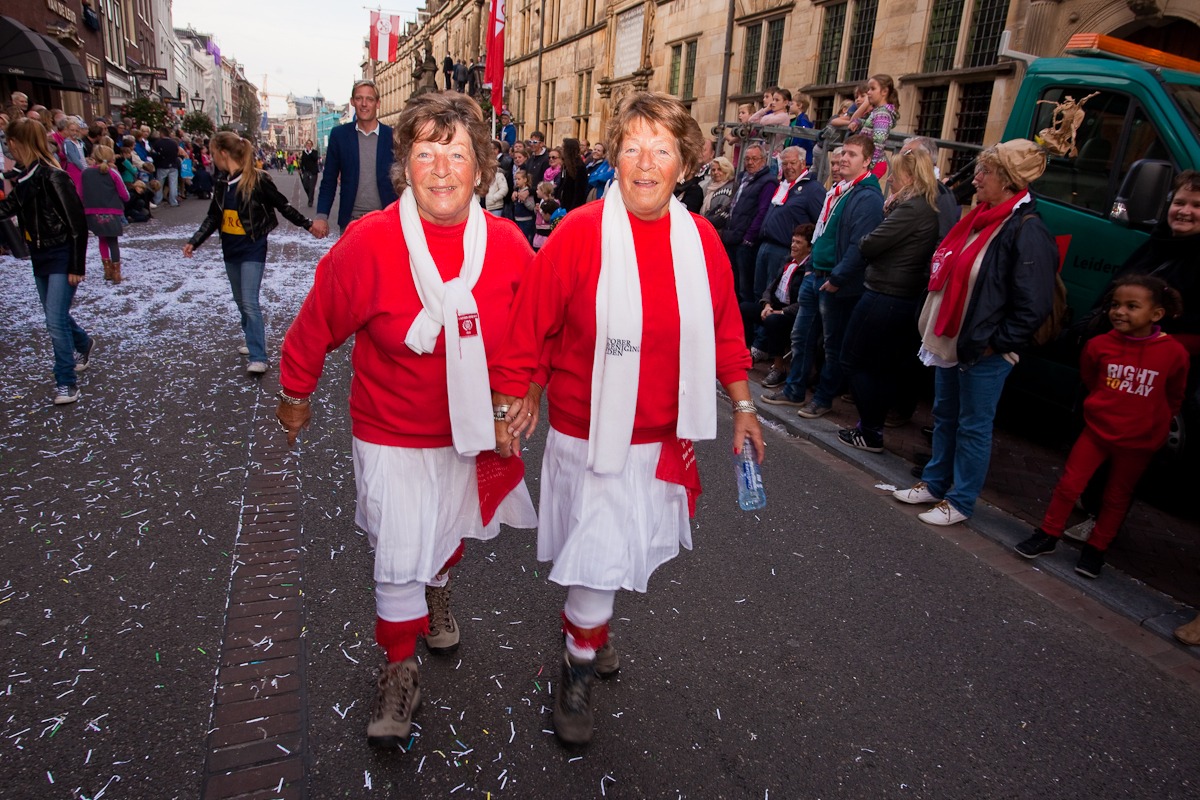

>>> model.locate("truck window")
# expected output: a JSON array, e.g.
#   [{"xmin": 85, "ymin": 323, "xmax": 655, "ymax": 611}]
[{"xmin": 1030, "ymin": 88, "xmax": 1128, "ymax": 214}]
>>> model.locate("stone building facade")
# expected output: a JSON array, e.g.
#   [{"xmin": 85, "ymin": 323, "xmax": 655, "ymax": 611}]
[{"xmin": 371, "ymin": 0, "xmax": 1200, "ymax": 158}]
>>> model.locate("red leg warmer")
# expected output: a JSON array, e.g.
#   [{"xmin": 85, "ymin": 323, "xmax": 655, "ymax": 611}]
[
  {"xmin": 561, "ymin": 612, "xmax": 610, "ymax": 650},
  {"xmin": 374, "ymin": 616, "xmax": 429, "ymax": 663}
]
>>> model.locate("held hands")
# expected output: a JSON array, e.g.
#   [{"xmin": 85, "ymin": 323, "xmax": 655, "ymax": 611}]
[
  {"xmin": 492, "ymin": 387, "xmax": 541, "ymax": 458},
  {"xmin": 310, "ymin": 220, "xmax": 329, "ymax": 239},
  {"xmin": 276, "ymin": 400, "xmax": 311, "ymax": 447}
]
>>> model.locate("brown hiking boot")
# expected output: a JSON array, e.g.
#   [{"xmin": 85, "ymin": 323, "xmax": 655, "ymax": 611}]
[
  {"xmin": 424, "ymin": 583, "xmax": 459, "ymax": 653},
  {"xmin": 366, "ymin": 658, "xmax": 421, "ymax": 748},
  {"xmin": 594, "ymin": 641, "xmax": 619, "ymax": 678},
  {"xmin": 110, "ymin": 260, "xmax": 122, "ymax": 284},
  {"xmin": 553, "ymin": 651, "xmax": 596, "ymax": 745},
  {"xmin": 102, "ymin": 258, "xmax": 113, "ymax": 281}
]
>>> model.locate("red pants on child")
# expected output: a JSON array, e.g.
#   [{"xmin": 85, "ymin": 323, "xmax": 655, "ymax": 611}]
[{"xmin": 1040, "ymin": 428, "xmax": 1155, "ymax": 551}]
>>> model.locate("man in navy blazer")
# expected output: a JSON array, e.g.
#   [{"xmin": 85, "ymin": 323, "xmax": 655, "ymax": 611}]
[{"xmin": 311, "ymin": 79, "xmax": 398, "ymax": 237}]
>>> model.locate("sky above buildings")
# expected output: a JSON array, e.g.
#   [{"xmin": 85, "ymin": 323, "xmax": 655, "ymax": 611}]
[{"xmin": 172, "ymin": 0, "xmax": 424, "ymax": 114}]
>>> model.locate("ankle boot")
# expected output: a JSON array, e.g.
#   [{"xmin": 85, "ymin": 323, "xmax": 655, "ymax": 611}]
[
  {"xmin": 553, "ymin": 651, "xmax": 596, "ymax": 745},
  {"xmin": 110, "ymin": 261, "xmax": 122, "ymax": 284},
  {"xmin": 424, "ymin": 583, "xmax": 460, "ymax": 653},
  {"xmin": 102, "ymin": 258, "xmax": 113, "ymax": 281}
]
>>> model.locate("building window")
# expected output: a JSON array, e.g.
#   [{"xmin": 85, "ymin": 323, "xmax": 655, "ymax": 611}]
[
  {"xmin": 950, "ymin": 82, "xmax": 993, "ymax": 173},
  {"xmin": 740, "ymin": 17, "xmax": 785, "ymax": 96},
  {"xmin": 965, "ymin": 0, "xmax": 1010, "ymax": 68},
  {"xmin": 844, "ymin": 0, "xmax": 878, "ymax": 83},
  {"xmin": 813, "ymin": 96, "xmax": 834, "ymax": 129},
  {"xmin": 923, "ymin": 0, "xmax": 966, "ymax": 73},
  {"xmin": 575, "ymin": 70, "xmax": 592, "ymax": 142},
  {"xmin": 915, "ymin": 85, "xmax": 949, "ymax": 137},
  {"xmin": 669, "ymin": 40, "xmax": 698, "ymax": 101},
  {"xmin": 514, "ymin": 85, "xmax": 527, "ymax": 138},
  {"xmin": 816, "ymin": 4, "xmax": 847, "ymax": 86},
  {"xmin": 584, "ymin": 0, "xmax": 599, "ymax": 27},
  {"xmin": 740, "ymin": 25, "xmax": 761, "ymax": 95},
  {"xmin": 102, "ymin": 0, "xmax": 126, "ymax": 66},
  {"xmin": 545, "ymin": 0, "xmax": 561, "ymax": 44},
  {"xmin": 541, "ymin": 79, "xmax": 556, "ymax": 134}
]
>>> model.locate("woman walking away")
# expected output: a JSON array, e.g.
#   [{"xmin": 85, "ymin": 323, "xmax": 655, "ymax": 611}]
[
  {"xmin": 891, "ymin": 140, "xmax": 1058, "ymax": 526},
  {"xmin": 183, "ymin": 131, "xmax": 321, "ymax": 375},
  {"xmin": 490, "ymin": 91, "xmax": 762, "ymax": 747},
  {"xmin": 82, "ymin": 145, "xmax": 131, "ymax": 284},
  {"xmin": 1016, "ymin": 276, "xmax": 1188, "ymax": 577},
  {"xmin": 0, "ymin": 118, "xmax": 93, "ymax": 405},
  {"xmin": 276, "ymin": 92, "xmax": 537, "ymax": 749}
]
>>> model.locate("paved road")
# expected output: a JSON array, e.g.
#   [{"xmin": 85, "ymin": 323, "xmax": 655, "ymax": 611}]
[{"xmin": 1, "ymin": 175, "xmax": 1198, "ymax": 799}]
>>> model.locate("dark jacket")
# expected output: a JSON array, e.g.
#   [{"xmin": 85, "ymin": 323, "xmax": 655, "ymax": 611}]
[
  {"xmin": 556, "ymin": 167, "xmax": 590, "ymax": 212},
  {"xmin": 702, "ymin": 181, "xmax": 734, "ymax": 231},
  {"xmin": 525, "ymin": 150, "xmax": 550, "ymax": 187},
  {"xmin": 1114, "ymin": 222, "xmax": 1200, "ymax": 337},
  {"xmin": 760, "ymin": 255, "xmax": 809, "ymax": 316},
  {"xmin": 188, "ymin": 170, "xmax": 312, "ymax": 248},
  {"xmin": 0, "ymin": 163, "xmax": 87, "ymax": 273},
  {"xmin": 150, "ymin": 135, "xmax": 180, "ymax": 170},
  {"xmin": 953, "ymin": 198, "xmax": 1058, "ymax": 366},
  {"xmin": 935, "ymin": 182, "xmax": 961, "ymax": 240},
  {"xmin": 759, "ymin": 171, "xmax": 825, "ymax": 246},
  {"xmin": 673, "ymin": 175, "xmax": 704, "ymax": 214},
  {"xmin": 316, "ymin": 122, "xmax": 398, "ymax": 229},
  {"xmin": 722, "ymin": 165, "xmax": 778, "ymax": 246},
  {"xmin": 820, "ymin": 175, "xmax": 885, "ymax": 298},
  {"xmin": 859, "ymin": 193, "xmax": 940, "ymax": 298},
  {"xmin": 298, "ymin": 148, "xmax": 320, "ymax": 175}
]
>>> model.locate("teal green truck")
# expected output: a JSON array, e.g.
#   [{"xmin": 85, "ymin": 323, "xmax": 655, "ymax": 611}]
[{"xmin": 997, "ymin": 34, "xmax": 1200, "ymax": 417}]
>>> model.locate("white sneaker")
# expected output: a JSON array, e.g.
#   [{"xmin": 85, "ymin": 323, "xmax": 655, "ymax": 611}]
[
  {"xmin": 892, "ymin": 482, "xmax": 939, "ymax": 505},
  {"xmin": 1063, "ymin": 517, "xmax": 1095, "ymax": 542},
  {"xmin": 238, "ymin": 345, "xmax": 250, "ymax": 355},
  {"xmin": 918, "ymin": 500, "xmax": 968, "ymax": 526},
  {"xmin": 246, "ymin": 361, "xmax": 268, "ymax": 375}
]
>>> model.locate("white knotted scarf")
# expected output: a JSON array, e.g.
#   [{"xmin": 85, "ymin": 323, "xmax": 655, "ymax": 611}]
[
  {"xmin": 587, "ymin": 181, "xmax": 717, "ymax": 474},
  {"xmin": 399, "ymin": 187, "xmax": 495, "ymax": 456}
]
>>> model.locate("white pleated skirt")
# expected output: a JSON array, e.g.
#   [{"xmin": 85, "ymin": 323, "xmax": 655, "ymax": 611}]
[
  {"xmin": 353, "ymin": 438, "xmax": 538, "ymax": 584},
  {"xmin": 538, "ymin": 429, "xmax": 691, "ymax": 593}
]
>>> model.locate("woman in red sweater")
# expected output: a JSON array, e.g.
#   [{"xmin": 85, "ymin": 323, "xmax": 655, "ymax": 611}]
[
  {"xmin": 490, "ymin": 92, "xmax": 764, "ymax": 746},
  {"xmin": 275, "ymin": 93, "xmax": 538, "ymax": 749},
  {"xmin": 1016, "ymin": 275, "xmax": 1188, "ymax": 577}
]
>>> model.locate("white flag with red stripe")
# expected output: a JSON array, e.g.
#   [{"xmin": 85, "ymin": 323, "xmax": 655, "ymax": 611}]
[
  {"xmin": 485, "ymin": 0, "xmax": 506, "ymax": 112},
  {"xmin": 369, "ymin": 12, "xmax": 401, "ymax": 63}
]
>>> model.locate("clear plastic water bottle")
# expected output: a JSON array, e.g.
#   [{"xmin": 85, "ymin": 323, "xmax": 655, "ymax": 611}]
[{"xmin": 734, "ymin": 438, "xmax": 766, "ymax": 510}]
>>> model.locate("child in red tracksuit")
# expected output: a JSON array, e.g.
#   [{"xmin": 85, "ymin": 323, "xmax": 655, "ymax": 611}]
[{"xmin": 1016, "ymin": 275, "xmax": 1188, "ymax": 577}]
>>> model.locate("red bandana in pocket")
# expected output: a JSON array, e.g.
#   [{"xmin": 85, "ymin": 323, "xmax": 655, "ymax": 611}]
[{"xmin": 655, "ymin": 437, "xmax": 702, "ymax": 517}]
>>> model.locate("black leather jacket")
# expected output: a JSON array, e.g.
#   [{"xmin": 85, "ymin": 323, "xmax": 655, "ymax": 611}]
[
  {"xmin": 0, "ymin": 162, "xmax": 88, "ymax": 273},
  {"xmin": 188, "ymin": 170, "xmax": 311, "ymax": 248}
]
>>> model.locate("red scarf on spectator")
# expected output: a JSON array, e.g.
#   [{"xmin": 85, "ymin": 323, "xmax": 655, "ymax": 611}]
[{"xmin": 928, "ymin": 190, "xmax": 1028, "ymax": 337}]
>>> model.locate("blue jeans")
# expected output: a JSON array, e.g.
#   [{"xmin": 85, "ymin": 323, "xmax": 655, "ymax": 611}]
[
  {"xmin": 921, "ymin": 355, "xmax": 1015, "ymax": 517},
  {"xmin": 753, "ymin": 241, "xmax": 790, "ymax": 302},
  {"xmin": 225, "ymin": 260, "xmax": 267, "ymax": 362},
  {"xmin": 155, "ymin": 167, "xmax": 179, "ymax": 205},
  {"xmin": 34, "ymin": 267, "xmax": 90, "ymax": 387},
  {"xmin": 841, "ymin": 290, "xmax": 922, "ymax": 435},
  {"xmin": 781, "ymin": 272, "xmax": 822, "ymax": 401}
]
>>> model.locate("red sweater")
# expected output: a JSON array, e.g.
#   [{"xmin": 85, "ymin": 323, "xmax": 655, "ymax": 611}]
[
  {"xmin": 1080, "ymin": 328, "xmax": 1189, "ymax": 449},
  {"xmin": 280, "ymin": 204, "xmax": 534, "ymax": 447},
  {"xmin": 490, "ymin": 200, "xmax": 750, "ymax": 443}
]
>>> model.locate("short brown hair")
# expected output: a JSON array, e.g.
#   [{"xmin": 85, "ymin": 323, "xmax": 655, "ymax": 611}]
[
  {"xmin": 604, "ymin": 91, "xmax": 703, "ymax": 179},
  {"xmin": 844, "ymin": 133, "xmax": 876, "ymax": 163},
  {"xmin": 1174, "ymin": 170, "xmax": 1200, "ymax": 194},
  {"xmin": 390, "ymin": 92, "xmax": 495, "ymax": 197}
]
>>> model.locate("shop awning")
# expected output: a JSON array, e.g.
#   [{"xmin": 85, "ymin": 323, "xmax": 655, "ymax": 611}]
[
  {"xmin": 0, "ymin": 15, "xmax": 62, "ymax": 84},
  {"xmin": 39, "ymin": 33, "xmax": 90, "ymax": 92}
]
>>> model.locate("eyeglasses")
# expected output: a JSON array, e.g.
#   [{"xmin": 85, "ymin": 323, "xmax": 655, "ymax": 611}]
[{"xmin": 548, "ymin": 155, "xmax": 561, "ymax": 160}]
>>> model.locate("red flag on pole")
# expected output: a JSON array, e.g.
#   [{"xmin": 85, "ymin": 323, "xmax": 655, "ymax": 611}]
[
  {"xmin": 369, "ymin": 11, "xmax": 401, "ymax": 63},
  {"xmin": 485, "ymin": 0, "xmax": 506, "ymax": 112}
]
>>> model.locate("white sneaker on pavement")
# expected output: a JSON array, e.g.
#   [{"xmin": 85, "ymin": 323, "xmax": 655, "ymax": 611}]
[
  {"xmin": 918, "ymin": 500, "xmax": 968, "ymax": 526},
  {"xmin": 246, "ymin": 361, "xmax": 268, "ymax": 375},
  {"xmin": 892, "ymin": 482, "xmax": 939, "ymax": 505}
]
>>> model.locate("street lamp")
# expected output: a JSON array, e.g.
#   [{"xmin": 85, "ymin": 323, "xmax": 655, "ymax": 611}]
[
  {"xmin": 136, "ymin": 73, "xmax": 153, "ymax": 97},
  {"xmin": 190, "ymin": 91, "xmax": 204, "ymax": 112},
  {"xmin": 222, "ymin": 110, "xmax": 231, "ymax": 126}
]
